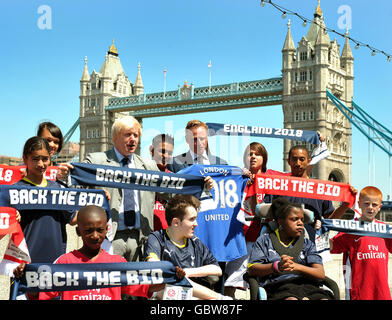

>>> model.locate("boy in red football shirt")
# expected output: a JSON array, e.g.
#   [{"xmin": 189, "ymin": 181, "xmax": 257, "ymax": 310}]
[
  {"xmin": 330, "ymin": 186, "xmax": 392, "ymax": 300},
  {"xmin": 14, "ymin": 205, "xmax": 164, "ymax": 300}
]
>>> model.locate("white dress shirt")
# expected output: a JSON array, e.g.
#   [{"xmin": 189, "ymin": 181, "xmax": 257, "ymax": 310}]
[{"xmin": 189, "ymin": 149, "xmax": 210, "ymax": 165}]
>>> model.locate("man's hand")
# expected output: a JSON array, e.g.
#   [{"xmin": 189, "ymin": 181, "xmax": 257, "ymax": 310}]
[
  {"xmin": 56, "ymin": 163, "xmax": 74, "ymax": 181},
  {"xmin": 349, "ymin": 185, "xmax": 357, "ymax": 197},
  {"xmin": 103, "ymin": 189, "xmax": 111, "ymax": 201},
  {"xmin": 328, "ymin": 184, "xmax": 358, "ymax": 219},
  {"xmin": 204, "ymin": 176, "xmax": 214, "ymax": 191},
  {"xmin": 13, "ymin": 263, "xmax": 26, "ymax": 278},
  {"xmin": 175, "ymin": 266, "xmax": 186, "ymax": 280},
  {"xmin": 242, "ymin": 168, "xmax": 255, "ymax": 186},
  {"xmin": 317, "ymin": 131, "xmax": 326, "ymax": 142}
]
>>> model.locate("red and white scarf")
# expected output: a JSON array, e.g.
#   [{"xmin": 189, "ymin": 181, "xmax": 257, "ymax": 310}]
[
  {"xmin": 0, "ymin": 164, "xmax": 58, "ymax": 185},
  {"xmin": 0, "ymin": 207, "xmax": 30, "ymax": 277},
  {"xmin": 247, "ymin": 173, "xmax": 356, "ymax": 206}
]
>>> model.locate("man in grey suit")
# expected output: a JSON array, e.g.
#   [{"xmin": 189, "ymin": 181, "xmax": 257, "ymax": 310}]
[
  {"xmin": 84, "ymin": 116, "xmax": 163, "ymax": 261},
  {"xmin": 167, "ymin": 119, "xmax": 228, "ymax": 173},
  {"xmin": 58, "ymin": 116, "xmax": 162, "ymax": 262}
]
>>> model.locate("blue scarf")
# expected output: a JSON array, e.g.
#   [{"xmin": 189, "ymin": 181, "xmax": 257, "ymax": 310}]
[
  {"xmin": 206, "ymin": 122, "xmax": 320, "ymax": 145},
  {"xmin": 70, "ymin": 163, "xmax": 208, "ymax": 198},
  {"xmin": 18, "ymin": 260, "xmax": 190, "ymax": 292},
  {"xmin": 0, "ymin": 185, "xmax": 110, "ymax": 214},
  {"xmin": 322, "ymin": 219, "xmax": 392, "ymax": 239}
]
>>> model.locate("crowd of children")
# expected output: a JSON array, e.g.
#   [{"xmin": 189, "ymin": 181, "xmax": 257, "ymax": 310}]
[{"xmin": 1, "ymin": 120, "xmax": 391, "ymax": 301}]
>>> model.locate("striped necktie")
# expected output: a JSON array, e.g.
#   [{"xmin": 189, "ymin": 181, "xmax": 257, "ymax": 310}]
[
  {"xmin": 195, "ymin": 155, "xmax": 204, "ymax": 164},
  {"xmin": 121, "ymin": 157, "xmax": 140, "ymax": 228}
]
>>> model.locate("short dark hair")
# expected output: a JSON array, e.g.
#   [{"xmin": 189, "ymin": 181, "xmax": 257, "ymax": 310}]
[
  {"xmin": 288, "ymin": 145, "xmax": 309, "ymax": 160},
  {"xmin": 37, "ymin": 122, "xmax": 64, "ymax": 153},
  {"xmin": 151, "ymin": 134, "xmax": 174, "ymax": 148},
  {"xmin": 165, "ymin": 195, "xmax": 200, "ymax": 226},
  {"xmin": 77, "ymin": 205, "xmax": 107, "ymax": 225},
  {"xmin": 23, "ymin": 136, "xmax": 50, "ymax": 158},
  {"xmin": 268, "ymin": 197, "xmax": 303, "ymax": 221}
]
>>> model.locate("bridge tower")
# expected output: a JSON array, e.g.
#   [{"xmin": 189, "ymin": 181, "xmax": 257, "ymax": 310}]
[
  {"xmin": 79, "ymin": 41, "xmax": 143, "ymax": 160},
  {"xmin": 282, "ymin": 2, "xmax": 354, "ymax": 183}
]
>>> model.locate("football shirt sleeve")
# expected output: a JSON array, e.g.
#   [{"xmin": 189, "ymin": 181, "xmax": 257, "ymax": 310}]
[
  {"xmin": 144, "ymin": 232, "xmax": 163, "ymax": 261},
  {"xmin": 197, "ymin": 239, "xmax": 219, "ymax": 266},
  {"xmin": 247, "ymin": 235, "xmax": 269, "ymax": 268},
  {"xmin": 330, "ymin": 232, "xmax": 350, "ymax": 254}
]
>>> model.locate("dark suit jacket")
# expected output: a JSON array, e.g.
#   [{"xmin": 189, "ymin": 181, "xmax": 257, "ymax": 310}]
[
  {"xmin": 167, "ymin": 150, "xmax": 228, "ymax": 173},
  {"xmin": 84, "ymin": 148, "xmax": 160, "ymax": 239}
]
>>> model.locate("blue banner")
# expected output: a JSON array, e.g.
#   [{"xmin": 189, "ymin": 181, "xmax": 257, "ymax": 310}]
[
  {"xmin": 70, "ymin": 162, "xmax": 207, "ymax": 198},
  {"xmin": 0, "ymin": 185, "xmax": 110, "ymax": 214},
  {"xmin": 206, "ymin": 122, "xmax": 320, "ymax": 145},
  {"xmin": 322, "ymin": 219, "xmax": 392, "ymax": 239},
  {"xmin": 18, "ymin": 261, "xmax": 191, "ymax": 292}
]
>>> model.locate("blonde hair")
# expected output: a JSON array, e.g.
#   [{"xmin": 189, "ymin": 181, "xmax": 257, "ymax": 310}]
[
  {"xmin": 111, "ymin": 116, "xmax": 142, "ymax": 141},
  {"xmin": 359, "ymin": 186, "xmax": 383, "ymax": 202},
  {"xmin": 185, "ymin": 119, "xmax": 208, "ymax": 131}
]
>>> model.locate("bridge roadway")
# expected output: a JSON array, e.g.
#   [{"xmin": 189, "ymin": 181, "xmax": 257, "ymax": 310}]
[
  {"xmin": 2, "ymin": 226, "xmax": 392, "ymax": 300},
  {"xmin": 106, "ymin": 77, "xmax": 283, "ymax": 118}
]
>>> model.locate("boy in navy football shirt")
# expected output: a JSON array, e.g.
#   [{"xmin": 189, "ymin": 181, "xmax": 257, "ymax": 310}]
[{"xmin": 144, "ymin": 194, "xmax": 231, "ymax": 300}]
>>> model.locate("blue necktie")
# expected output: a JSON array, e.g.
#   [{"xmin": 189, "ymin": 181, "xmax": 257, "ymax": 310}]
[{"xmin": 121, "ymin": 157, "xmax": 140, "ymax": 228}]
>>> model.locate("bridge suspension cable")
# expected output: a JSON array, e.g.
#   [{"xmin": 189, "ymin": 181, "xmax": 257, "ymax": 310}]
[
  {"xmin": 327, "ymin": 89, "xmax": 392, "ymax": 197},
  {"xmin": 327, "ymin": 90, "xmax": 392, "ymax": 157},
  {"xmin": 52, "ymin": 118, "xmax": 80, "ymax": 161}
]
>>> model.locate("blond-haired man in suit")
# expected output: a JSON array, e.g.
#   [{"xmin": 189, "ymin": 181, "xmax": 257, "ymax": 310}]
[
  {"xmin": 83, "ymin": 116, "xmax": 160, "ymax": 261},
  {"xmin": 168, "ymin": 120, "xmax": 227, "ymax": 173}
]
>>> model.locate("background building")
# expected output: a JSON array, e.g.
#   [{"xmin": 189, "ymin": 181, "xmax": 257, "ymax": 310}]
[
  {"xmin": 282, "ymin": 3, "xmax": 353, "ymax": 183},
  {"xmin": 79, "ymin": 41, "xmax": 143, "ymax": 160},
  {"xmin": 78, "ymin": 3, "xmax": 353, "ymax": 185},
  {"xmin": 56, "ymin": 142, "xmax": 80, "ymax": 163},
  {"xmin": 0, "ymin": 156, "xmax": 22, "ymax": 166}
]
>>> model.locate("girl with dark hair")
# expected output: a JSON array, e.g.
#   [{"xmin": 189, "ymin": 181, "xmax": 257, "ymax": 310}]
[
  {"xmin": 37, "ymin": 121, "xmax": 64, "ymax": 164},
  {"xmin": 247, "ymin": 198, "xmax": 334, "ymax": 300},
  {"xmin": 14, "ymin": 136, "xmax": 76, "ymax": 265}
]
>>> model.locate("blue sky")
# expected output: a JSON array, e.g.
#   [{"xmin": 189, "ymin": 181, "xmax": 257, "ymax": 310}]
[{"xmin": 1, "ymin": 0, "xmax": 392, "ymax": 198}]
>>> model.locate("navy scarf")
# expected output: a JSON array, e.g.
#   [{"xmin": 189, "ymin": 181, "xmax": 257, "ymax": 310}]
[
  {"xmin": 70, "ymin": 162, "xmax": 208, "ymax": 198},
  {"xmin": 18, "ymin": 261, "xmax": 190, "ymax": 292}
]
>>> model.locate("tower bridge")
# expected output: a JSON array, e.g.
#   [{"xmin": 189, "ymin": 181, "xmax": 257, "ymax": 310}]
[
  {"xmin": 76, "ymin": 2, "xmax": 354, "ymax": 184},
  {"xmin": 106, "ymin": 77, "xmax": 283, "ymax": 117}
]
